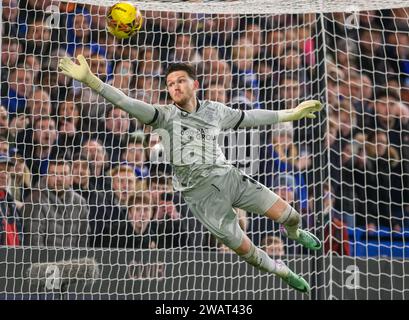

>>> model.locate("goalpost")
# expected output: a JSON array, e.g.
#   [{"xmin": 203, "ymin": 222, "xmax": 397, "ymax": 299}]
[{"xmin": 0, "ymin": 0, "xmax": 408, "ymax": 300}]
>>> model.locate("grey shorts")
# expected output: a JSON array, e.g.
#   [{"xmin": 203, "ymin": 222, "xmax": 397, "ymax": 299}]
[{"xmin": 182, "ymin": 166, "xmax": 280, "ymax": 249}]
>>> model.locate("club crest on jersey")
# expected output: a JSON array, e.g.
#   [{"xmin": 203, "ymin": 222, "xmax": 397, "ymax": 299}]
[{"xmin": 203, "ymin": 107, "xmax": 217, "ymax": 123}]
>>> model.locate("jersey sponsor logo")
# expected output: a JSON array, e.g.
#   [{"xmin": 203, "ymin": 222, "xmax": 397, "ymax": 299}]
[{"xmin": 181, "ymin": 127, "xmax": 216, "ymax": 142}]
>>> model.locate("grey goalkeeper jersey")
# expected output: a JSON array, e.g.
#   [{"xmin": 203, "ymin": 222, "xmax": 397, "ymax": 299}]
[
  {"xmin": 148, "ymin": 100, "xmax": 245, "ymax": 191},
  {"xmin": 97, "ymin": 82, "xmax": 280, "ymax": 191}
]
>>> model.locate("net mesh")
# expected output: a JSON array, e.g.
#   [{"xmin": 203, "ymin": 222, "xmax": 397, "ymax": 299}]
[
  {"xmin": 54, "ymin": 0, "xmax": 409, "ymax": 14},
  {"xmin": 0, "ymin": 0, "xmax": 408, "ymax": 300}
]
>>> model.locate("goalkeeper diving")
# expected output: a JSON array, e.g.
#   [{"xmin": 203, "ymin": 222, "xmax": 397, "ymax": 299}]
[{"xmin": 59, "ymin": 55, "xmax": 323, "ymax": 294}]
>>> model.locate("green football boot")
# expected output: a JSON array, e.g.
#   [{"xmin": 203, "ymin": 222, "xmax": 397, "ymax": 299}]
[
  {"xmin": 280, "ymin": 226, "xmax": 322, "ymax": 251},
  {"xmin": 275, "ymin": 260, "xmax": 310, "ymax": 294}
]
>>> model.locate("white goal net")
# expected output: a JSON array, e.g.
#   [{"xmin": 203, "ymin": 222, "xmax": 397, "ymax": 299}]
[{"xmin": 0, "ymin": 0, "xmax": 408, "ymax": 300}]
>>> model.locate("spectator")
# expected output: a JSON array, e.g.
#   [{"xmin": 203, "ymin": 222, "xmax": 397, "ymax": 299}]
[
  {"xmin": 98, "ymin": 27, "xmax": 117, "ymax": 60},
  {"xmin": 277, "ymin": 44, "xmax": 310, "ymax": 86},
  {"xmin": 364, "ymin": 130, "xmax": 403, "ymax": 231},
  {"xmin": 108, "ymin": 164, "xmax": 146, "ymax": 207},
  {"xmin": 243, "ymin": 22, "xmax": 263, "ymax": 59},
  {"xmin": 23, "ymin": 55, "xmax": 42, "ymax": 84},
  {"xmin": 2, "ymin": 0, "xmax": 19, "ymax": 37},
  {"xmin": 329, "ymin": 126, "xmax": 359, "ymax": 228},
  {"xmin": 321, "ymin": 190, "xmax": 351, "ymax": 256},
  {"xmin": 10, "ymin": 88, "xmax": 52, "ymax": 143},
  {"xmin": 72, "ymin": 97, "xmax": 100, "ymax": 135},
  {"xmin": 56, "ymin": 98, "xmax": 83, "ymax": 156},
  {"xmin": 358, "ymin": 28, "xmax": 387, "ymax": 87},
  {"xmin": 199, "ymin": 60, "xmax": 233, "ymax": 93},
  {"xmin": 326, "ymin": 64, "xmax": 345, "ymax": 108},
  {"xmin": 101, "ymin": 165, "xmax": 146, "ymax": 248},
  {"xmin": 63, "ymin": 6, "xmax": 103, "ymax": 57},
  {"xmin": 0, "ymin": 106, "xmax": 9, "ymax": 138},
  {"xmin": 149, "ymin": 170, "xmax": 202, "ymax": 248},
  {"xmin": 121, "ymin": 135, "xmax": 149, "ymax": 179},
  {"xmin": 204, "ymin": 82, "xmax": 228, "ymax": 104},
  {"xmin": 26, "ymin": 89, "xmax": 52, "ymax": 125},
  {"xmin": 22, "ymin": 159, "xmax": 89, "ymax": 247},
  {"xmin": 136, "ymin": 75, "xmax": 163, "ymax": 105},
  {"xmin": 110, "ymin": 60, "xmax": 136, "ymax": 96},
  {"xmin": 259, "ymin": 123, "xmax": 308, "ymax": 210},
  {"xmin": 89, "ymin": 52, "xmax": 108, "ymax": 81},
  {"xmin": 17, "ymin": 0, "xmax": 54, "ymax": 38},
  {"xmin": 41, "ymin": 48, "xmax": 74, "ymax": 102},
  {"xmin": 298, "ymin": 23, "xmax": 316, "ymax": 67},
  {"xmin": 200, "ymin": 46, "xmax": 221, "ymax": 65},
  {"xmin": 140, "ymin": 11, "xmax": 179, "ymax": 60},
  {"xmin": 264, "ymin": 29, "xmax": 285, "ymax": 63},
  {"xmin": 118, "ymin": 192, "xmax": 189, "ymax": 249},
  {"xmin": 115, "ymin": 44, "xmax": 139, "ymax": 62},
  {"xmin": 349, "ymin": 73, "xmax": 375, "ymax": 129},
  {"xmin": 261, "ymin": 235, "xmax": 285, "ymax": 257},
  {"xmin": 180, "ymin": 12, "xmax": 207, "ymax": 34},
  {"xmin": 231, "ymin": 36, "xmax": 260, "ymax": 109},
  {"xmin": 371, "ymin": 89, "xmax": 408, "ymax": 149},
  {"xmin": 18, "ymin": 117, "xmax": 59, "ymax": 186},
  {"xmin": 81, "ymin": 139, "xmax": 109, "ymax": 190},
  {"xmin": 137, "ymin": 47, "xmax": 164, "ymax": 77},
  {"xmin": 23, "ymin": 18, "xmax": 53, "ymax": 59},
  {"xmin": 274, "ymin": 74, "xmax": 302, "ymax": 110},
  {"xmin": 170, "ymin": 33, "xmax": 202, "ymax": 65},
  {"xmin": 0, "ymin": 154, "xmax": 23, "ymax": 246},
  {"xmin": 0, "ymin": 136, "xmax": 9, "ymax": 155},
  {"xmin": 89, "ymin": 4, "xmax": 108, "ymax": 30},
  {"xmin": 99, "ymin": 106, "xmax": 131, "ymax": 166},
  {"xmin": 71, "ymin": 153, "xmax": 115, "ymax": 248},
  {"xmin": 200, "ymin": 13, "xmax": 239, "ymax": 59},
  {"xmin": 1, "ymin": 67, "xmax": 34, "ymax": 115},
  {"xmin": 385, "ymin": 22, "xmax": 409, "ymax": 87},
  {"xmin": 334, "ymin": 39, "xmax": 359, "ymax": 75},
  {"xmin": 149, "ymin": 176, "xmax": 179, "ymax": 222},
  {"xmin": 9, "ymin": 150, "xmax": 31, "ymax": 207},
  {"xmin": 1, "ymin": 39, "xmax": 22, "ymax": 83},
  {"xmin": 113, "ymin": 193, "xmax": 155, "ymax": 249}
]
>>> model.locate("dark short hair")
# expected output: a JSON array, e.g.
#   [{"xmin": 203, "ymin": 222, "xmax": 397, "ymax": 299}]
[
  {"xmin": 71, "ymin": 151, "xmax": 89, "ymax": 162},
  {"xmin": 374, "ymin": 88, "xmax": 400, "ymax": 101},
  {"xmin": 127, "ymin": 192, "xmax": 152, "ymax": 207},
  {"xmin": 48, "ymin": 158, "xmax": 72, "ymax": 169},
  {"xmin": 165, "ymin": 63, "xmax": 197, "ymax": 82}
]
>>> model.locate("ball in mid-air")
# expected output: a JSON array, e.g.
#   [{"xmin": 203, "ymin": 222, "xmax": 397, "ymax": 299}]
[{"xmin": 106, "ymin": 2, "xmax": 143, "ymax": 39}]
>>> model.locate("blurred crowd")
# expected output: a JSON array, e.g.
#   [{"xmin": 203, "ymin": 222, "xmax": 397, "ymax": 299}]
[{"xmin": 0, "ymin": 0, "xmax": 408, "ymax": 256}]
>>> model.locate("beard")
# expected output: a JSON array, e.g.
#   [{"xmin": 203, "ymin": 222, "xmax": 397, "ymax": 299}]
[{"xmin": 173, "ymin": 95, "xmax": 190, "ymax": 108}]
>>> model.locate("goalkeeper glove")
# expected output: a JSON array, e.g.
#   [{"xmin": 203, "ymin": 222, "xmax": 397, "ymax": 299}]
[
  {"xmin": 58, "ymin": 54, "xmax": 103, "ymax": 92},
  {"xmin": 277, "ymin": 100, "xmax": 323, "ymax": 122}
]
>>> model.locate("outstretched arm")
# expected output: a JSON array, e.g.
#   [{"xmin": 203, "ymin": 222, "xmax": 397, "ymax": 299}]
[
  {"xmin": 238, "ymin": 100, "xmax": 323, "ymax": 128},
  {"xmin": 58, "ymin": 55, "xmax": 157, "ymax": 124}
]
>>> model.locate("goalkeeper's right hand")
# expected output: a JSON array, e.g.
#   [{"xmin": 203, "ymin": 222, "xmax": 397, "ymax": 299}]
[{"xmin": 58, "ymin": 54, "xmax": 102, "ymax": 92}]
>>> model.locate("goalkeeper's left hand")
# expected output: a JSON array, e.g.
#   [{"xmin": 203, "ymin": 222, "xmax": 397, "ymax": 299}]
[{"xmin": 278, "ymin": 100, "xmax": 323, "ymax": 122}]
